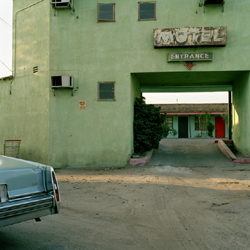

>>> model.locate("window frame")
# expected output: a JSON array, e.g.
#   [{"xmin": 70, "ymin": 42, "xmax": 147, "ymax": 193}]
[
  {"xmin": 166, "ymin": 117, "xmax": 173, "ymax": 130},
  {"xmin": 98, "ymin": 82, "xmax": 115, "ymax": 101},
  {"xmin": 138, "ymin": 1, "xmax": 156, "ymax": 21},
  {"xmin": 97, "ymin": 3, "xmax": 116, "ymax": 22},
  {"xmin": 195, "ymin": 116, "xmax": 207, "ymax": 131}
]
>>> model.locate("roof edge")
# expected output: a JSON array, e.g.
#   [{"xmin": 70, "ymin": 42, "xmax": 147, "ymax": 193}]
[{"xmin": 0, "ymin": 75, "xmax": 13, "ymax": 81}]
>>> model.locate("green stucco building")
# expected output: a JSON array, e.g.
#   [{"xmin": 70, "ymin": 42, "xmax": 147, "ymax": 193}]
[{"xmin": 0, "ymin": 0, "xmax": 250, "ymax": 167}]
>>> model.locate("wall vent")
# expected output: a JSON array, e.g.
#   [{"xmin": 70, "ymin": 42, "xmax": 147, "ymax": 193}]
[
  {"xmin": 33, "ymin": 66, "xmax": 38, "ymax": 74},
  {"xmin": 50, "ymin": 0, "xmax": 73, "ymax": 9}
]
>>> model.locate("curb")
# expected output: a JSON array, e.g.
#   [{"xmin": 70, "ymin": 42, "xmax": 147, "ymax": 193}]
[
  {"xmin": 217, "ymin": 139, "xmax": 236, "ymax": 160},
  {"xmin": 130, "ymin": 149, "xmax": 154, "ymax": 166},
  {"xmin": 217, "ymin": 139, "xmax": 250, "ymax": 163}
]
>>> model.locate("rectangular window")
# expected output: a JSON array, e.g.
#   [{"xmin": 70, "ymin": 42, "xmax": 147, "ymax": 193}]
[
  {"xmin": 98, "ymin": 82, "xmax": 115, "ymax": 101},
  {"xmin": 166, "ymin": 117, "xmax": 173, "ymax": 130},
  {"xmin": 138, "ymin": 2, "xmax": 156, "ymax": 21},
  {"xmin": 195, "ymin": 116, "xmax": 207, "ymax": 130},
  {"xmin": 98, "ymin": 3, "xmax": 115, "ymax": 22}
]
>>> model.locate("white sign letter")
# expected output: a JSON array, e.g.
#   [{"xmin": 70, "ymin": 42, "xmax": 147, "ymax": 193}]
[
  {"xmin": 157, "ymin": 32, "xmax": 174, "ymax": 44},
  {"xmin": 189, "ymin": 31, "xmax": 200, "ymax": 42},
  {"xmin": 214, "ymin": 30, "xmax": 224, "ymax": 42},
  {"xmin": 202, "ymin": 31, "xmax": 211, "ymax": 42},
  {"xmin": 176, "ymin": 31, "xmax": 188, "ymax": 43}
]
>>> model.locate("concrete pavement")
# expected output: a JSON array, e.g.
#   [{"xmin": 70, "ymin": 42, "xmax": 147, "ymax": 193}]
[{"xmin": 149, "ymin": 138, "xmax": 238, "ymax": 168}]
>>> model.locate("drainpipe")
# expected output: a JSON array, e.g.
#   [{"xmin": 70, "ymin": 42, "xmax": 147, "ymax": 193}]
[
  {"xmin": 10, "ymin": 0, "xmax": 45, "ymax": 95},
  {"xmin": 228, "ymin": 91, "xmax": 232, "ymax": 140}
]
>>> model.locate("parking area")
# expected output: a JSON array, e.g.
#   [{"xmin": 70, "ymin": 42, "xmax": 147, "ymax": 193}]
[{"xmin": 1, "ymin": 139, "xmax": 250, "ymax": 250}]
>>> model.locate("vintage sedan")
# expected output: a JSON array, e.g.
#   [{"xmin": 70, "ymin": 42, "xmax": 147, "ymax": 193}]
[{"xmin": 0, "ymin": 155, "xmax": 60, "ymax": 227}]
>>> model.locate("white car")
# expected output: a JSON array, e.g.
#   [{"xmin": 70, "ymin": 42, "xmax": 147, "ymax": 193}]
[{"xmin": 0, "ymin": 156, "xmax": 60, "ymax": 227}]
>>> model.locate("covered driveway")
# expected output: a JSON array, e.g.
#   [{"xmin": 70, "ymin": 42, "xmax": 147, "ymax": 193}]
[{"xmin": 149, "ymin": 138, "xmax": 238, "ymax": 167}]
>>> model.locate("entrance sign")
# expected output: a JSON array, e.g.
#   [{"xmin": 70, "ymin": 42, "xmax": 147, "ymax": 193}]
[
  {"xmin": 154, "ymin": 27, "xmax": 227, "ymax": 47},
  {"xmin": 168, "ymin": 52, "xmax": 213, "ymax": 62}
]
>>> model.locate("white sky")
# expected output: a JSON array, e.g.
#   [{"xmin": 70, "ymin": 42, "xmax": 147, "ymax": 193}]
[
  {"xmin": 143, "ymin": 92, "xmax": 228, "ymax": 104},
  {"xmin": 0, "ymin": 0, "xmax": 228, "ymax": 104}
]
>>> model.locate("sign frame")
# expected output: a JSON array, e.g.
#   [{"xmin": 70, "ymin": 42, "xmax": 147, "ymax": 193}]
[
  {"xmin": 167, "ymin": 52, "xmax": 213, "ymax": 62},
  {"xmin": 154, "ymin": 27, "xmax": 227, "ymax": 48}
]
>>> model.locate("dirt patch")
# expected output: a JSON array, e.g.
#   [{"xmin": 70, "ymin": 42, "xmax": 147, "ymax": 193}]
[
  {"xmin": 50, "ymin": 163, "xmax": 250, "ymax": 250},
  {"xmin": 2, "ymin": 139, "xmax": 250, "ymax": 250}
]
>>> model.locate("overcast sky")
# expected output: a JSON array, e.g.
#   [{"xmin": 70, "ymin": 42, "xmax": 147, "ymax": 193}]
[{"xmin": 0, "ymin": 0, "xmax": 228, "ymax": 104}]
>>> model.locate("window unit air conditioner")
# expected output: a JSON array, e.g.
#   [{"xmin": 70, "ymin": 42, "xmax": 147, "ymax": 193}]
[
  {"xmin": 199, "ymin": 0, "xmax": 225, "ymax": 12},
  {"xmin": 50, "ymin": 0, "xmax": 73, "ymax": 9},
  {"xmin": 51, "ymin": 76, "xmax": 73, "ymax": 88},
  {"xmin": 204, "ymin": 0, "xmax": 224, "ymax": 4}
]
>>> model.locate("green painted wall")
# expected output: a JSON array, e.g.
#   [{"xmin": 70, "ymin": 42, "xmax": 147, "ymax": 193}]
[
  {"xmin": 0, "ymin": 0, "xmax": 50, "ymax": 163},
  {"xmin": 1, "ymin": 0, "xmax": 250, "ymax": 167},
  {"xmin": 130, "ymin": 74, "xmax": 142, "ymax": 154},
  {"xmin": 232, "ymin": 72, "xmax": 250, "ymax": 157},
  {"xmin": 48, "ymin": 0, "xmax": 250, "ymax": 167}
]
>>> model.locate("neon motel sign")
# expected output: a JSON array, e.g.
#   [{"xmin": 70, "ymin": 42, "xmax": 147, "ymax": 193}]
[{"xmin": 154, "ymin": 27, "xmax": 227, "ymax": 47}]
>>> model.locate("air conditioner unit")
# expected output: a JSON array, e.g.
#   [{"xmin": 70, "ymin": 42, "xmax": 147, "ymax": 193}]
[
  {"xmin": 50, "ymin": 76, "xmax": 73, "ymax": 88},
  {"xmin": 50, "ymin": 0, "xmax": 73, "ymax": 9},
  {"xmin": 200, "ymin": 0, "xmax": 225, "ymax": 12},
  {"xmin": 204, "ymin": 0, "xmax": 224, "ymax": 4}
]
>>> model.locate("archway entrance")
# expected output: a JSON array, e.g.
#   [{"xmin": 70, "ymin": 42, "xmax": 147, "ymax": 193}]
[{"xmin": 131, "ymin": 70, "xmax": 250, "ymax": 157}]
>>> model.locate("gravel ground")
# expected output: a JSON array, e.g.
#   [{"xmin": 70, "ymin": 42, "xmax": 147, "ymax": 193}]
[{"xmin": 1, "ymin": 139, "xmax": 250, "ymax": 250}]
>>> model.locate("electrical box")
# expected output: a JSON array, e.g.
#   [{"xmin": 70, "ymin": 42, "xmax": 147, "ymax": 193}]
[
  {"xmin": 50, "ymin": 0, "xmax": 73, "ymax": 9},
  {"xmin": 50, "ymin": 76, "xmax": 73, "ymax": 88}
]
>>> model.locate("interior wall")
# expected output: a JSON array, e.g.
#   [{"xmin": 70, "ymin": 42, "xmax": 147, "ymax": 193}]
[
  {"xmin": 232, "ymin": 72, "xmax": 250, "ymax": 157},
  {"xmin": 130, "ymin": 74, "xmax": 142, "ymax": 154}
]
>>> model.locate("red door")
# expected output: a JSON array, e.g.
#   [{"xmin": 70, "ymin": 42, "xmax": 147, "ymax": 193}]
[{"xmin": 215, "ymin": 116, "xmax": 225, "ymax": 138}]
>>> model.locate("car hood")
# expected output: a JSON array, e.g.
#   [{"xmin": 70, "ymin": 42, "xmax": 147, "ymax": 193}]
[{"xmin": 0, "ymin": 156, "xmax": 47, "ymax": 199}]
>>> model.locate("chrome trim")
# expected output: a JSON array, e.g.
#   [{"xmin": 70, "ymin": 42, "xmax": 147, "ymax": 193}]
[
  {"xmin": 0, "ymin": 194, "xmax": 55, "ymax": 219},
  {"xmin": 0, "ymin": 208, "xmax": 53, "ymax": 227},
  {"xmin": 7, "ymin": 190, "xmax": 48, "ymax": 200}
]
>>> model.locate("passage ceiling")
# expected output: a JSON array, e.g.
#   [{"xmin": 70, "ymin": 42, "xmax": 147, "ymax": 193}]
[{"xmin": 132, "ymin": 71, "xmax": 247, "ymax": 92}]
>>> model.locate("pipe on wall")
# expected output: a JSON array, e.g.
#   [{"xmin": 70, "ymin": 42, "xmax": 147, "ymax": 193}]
[{"xmin": 10, "ymin": 0, "xmax": 45, "ymax": 95}]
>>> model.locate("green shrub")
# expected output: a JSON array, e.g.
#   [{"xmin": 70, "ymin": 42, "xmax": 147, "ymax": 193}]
[
  {"xmin": 133, "ymin": 97, "xmax": 165, "ymax": 154},
  {"xmin": 171, "ymin": 128, "xmax": 178, "ymax": 137},
  {"xmin": 206, "ymin": 121, "xmax": 215, "ymax": 137},
  {"xmin": 162, "ymin": 124, "xmax": 171, "ymax": 138}
]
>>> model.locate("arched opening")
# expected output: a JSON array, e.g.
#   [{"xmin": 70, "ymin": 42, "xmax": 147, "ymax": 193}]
[{"xmin": 131, "ymin": 70, "xmax": 250, "ymax": 157}]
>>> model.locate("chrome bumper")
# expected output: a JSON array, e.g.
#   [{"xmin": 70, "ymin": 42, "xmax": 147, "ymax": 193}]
[{"xmin": 0, "ymin": 194, "xmax": 57, "ymax": 227}]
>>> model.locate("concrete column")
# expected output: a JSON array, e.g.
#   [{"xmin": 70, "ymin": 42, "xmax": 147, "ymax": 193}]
[{"xmin": 228, "ymin": 91, "xmax": 232, "ymax": 140}]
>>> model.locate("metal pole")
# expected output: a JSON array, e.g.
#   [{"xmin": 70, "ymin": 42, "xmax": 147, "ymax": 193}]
[{"xmin": 228, "ymin": 91, "xmax": 232, "ymax": 140}]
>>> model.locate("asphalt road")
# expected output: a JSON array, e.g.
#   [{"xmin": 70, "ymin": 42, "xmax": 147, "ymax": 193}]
[{"xmin": 1, "ymin": 139, "xmax": 250, "ymax": 250}]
